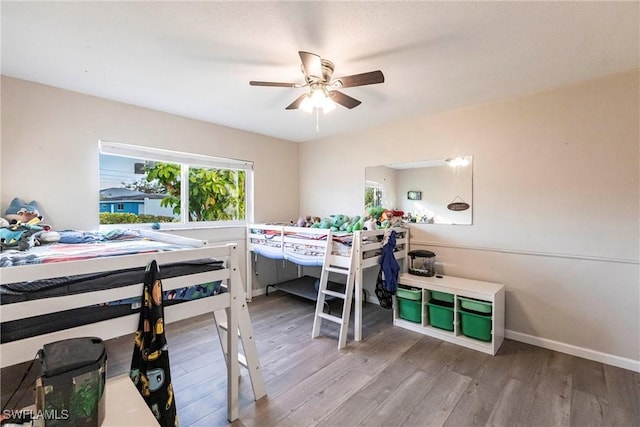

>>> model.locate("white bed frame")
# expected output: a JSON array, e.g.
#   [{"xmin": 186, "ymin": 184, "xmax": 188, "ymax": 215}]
[
  {"xmin": 246, "ymin": 224, "xmax": 408, "ymax": 342},
  {"xmin": 0, "ymin": 231, "xmax": 248, "ymax": 421}
]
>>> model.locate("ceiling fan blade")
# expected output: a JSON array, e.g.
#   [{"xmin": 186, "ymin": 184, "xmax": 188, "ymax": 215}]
[
  {"xmin": 330, "ymin": 90, "xmax": 362, "ymax": 109},
  {"xmin": 285, "ymin": 93, "xmax": 308, "ymax": 110},
  {"xmin": 333, "ymin": 70, "xmax": 385, "ymax": 88},
  {"xmin": 250, "ymin": 81, "xmax": 298, "ymax": 88},
  {"xmin": 299, "ymin": 51, "xmax": 323, "ymax": 80}
]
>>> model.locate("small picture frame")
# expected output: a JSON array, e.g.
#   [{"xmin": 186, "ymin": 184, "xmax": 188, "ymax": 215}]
[{"xmin": 407, "ymin": 191, "xmax": 422, "ymax": 200}]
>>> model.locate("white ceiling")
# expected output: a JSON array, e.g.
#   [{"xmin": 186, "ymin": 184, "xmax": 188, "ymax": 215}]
[{"xmin": 2, "ymin": 1, "xmax": 638, "ymax": 143}]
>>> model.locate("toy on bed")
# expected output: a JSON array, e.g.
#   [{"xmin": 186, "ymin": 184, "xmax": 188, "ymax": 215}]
[
  {"xmin": 0, "ymin": 198, "xmax": 56, "ymax": 251},
  {"xmin": 364, "ymin": 207, "xmax": 404, "ymax": 229},
  {"xmin": 287, "ymin": 210, "xmax": 404, "ymax": 232},
  {"xmin": 1, "ymin": 198, "xmax": 41, "ymax": 250}
]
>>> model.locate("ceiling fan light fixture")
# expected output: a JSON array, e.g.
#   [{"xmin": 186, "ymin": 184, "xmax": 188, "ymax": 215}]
[
  {"xmin": 310, "ymin": 86, "xmax": 326, "ymax": 108},
  {"xmin": 300, "ymin": 95, "xmax": 314, "ymax": 113},
  {"xmin": 250, "ymin": 51, "xmax": 385, "ymax": 118},
  {"xmin": 322, "ymin": 95, "xmax": 336, "ymax": 113}
]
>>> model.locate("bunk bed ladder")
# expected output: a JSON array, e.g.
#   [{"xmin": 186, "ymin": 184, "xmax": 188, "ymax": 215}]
[
  {"xmin": 213, "ymin": 295, "xmax": 266, "ymax": 401},
  {"xmin": 311, "ymin": 233, "xmax": 357, "ymax": 349}
]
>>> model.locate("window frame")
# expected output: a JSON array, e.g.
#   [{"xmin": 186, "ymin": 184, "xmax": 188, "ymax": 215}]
[
  {"xmin": 99, "ymin": 140, "xmax": 254, "ymax": 230},
  {"xmin": 365, "ymin": 180, "xmax": 384, "ymax": 209}
]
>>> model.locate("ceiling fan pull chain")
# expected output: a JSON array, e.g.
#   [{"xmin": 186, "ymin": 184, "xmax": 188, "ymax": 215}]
[{"xmin": 316, "ymin": 108, "xmax": 320, "ymax": 132}]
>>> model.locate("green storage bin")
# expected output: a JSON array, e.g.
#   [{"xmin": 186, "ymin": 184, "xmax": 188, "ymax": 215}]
[
  {"xmin": 427, "ymin": 300, "xmax": 454, "ymax": 331},
  {"xmin": 458, "ymin": 296, "xmax": 492, "ymax": 314},
  {"xmin": 430, "ymin": 290, "xmax": 454, "ymax": 304},
  {"xmin": 398, "ymin": 298, "xmax": 422, "ymax": 323},
  {"xmin": 459, "ymin": 310, "xmax": 492, "ymax": 341},
  {"xmin": 396, "ymin": 287, "xmax": 422, "ymax": 301}
]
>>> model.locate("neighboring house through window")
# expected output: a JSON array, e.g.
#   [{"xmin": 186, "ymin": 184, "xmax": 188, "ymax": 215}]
[{"xmin": 99, "ymin": 141, "xmax": 253, "ymax": 226}]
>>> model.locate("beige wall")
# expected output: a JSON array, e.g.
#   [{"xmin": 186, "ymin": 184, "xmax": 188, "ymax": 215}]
[
  {"xmin": 300, "ymin": 70, "xmax": 640, "ymax": 367},
  {"xmin": 1, "ymin": 76, "xmax": 300, "ymax": 230},
  {"xmin": 1, "ymin": 71, "xmax": 638, "ymax": 368}
]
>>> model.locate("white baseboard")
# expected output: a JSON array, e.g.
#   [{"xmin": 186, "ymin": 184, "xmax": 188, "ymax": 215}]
[{"xmin": 505, "ymin": 329, "xmax": 640, "ymax": 373}]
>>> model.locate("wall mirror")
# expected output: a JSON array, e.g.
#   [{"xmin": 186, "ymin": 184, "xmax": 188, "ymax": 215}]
[{"xmin": 365, "ymin": 156, "xmax": 473, "ymax": 225}]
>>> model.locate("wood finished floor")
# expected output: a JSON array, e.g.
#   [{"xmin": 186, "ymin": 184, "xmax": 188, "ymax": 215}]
[{"xmin": 2, "ymin": 292, "xmax": 639, "ymax": 426}]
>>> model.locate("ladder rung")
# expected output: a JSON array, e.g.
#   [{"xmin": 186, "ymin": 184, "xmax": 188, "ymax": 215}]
[
  {"xmin": 318, "ymin": 312, "xmax": 343, "ymax": 324},
  {"xmin": 218, "ymin": 322, "xmax": 248, "ymax": 368},
  {"xmin": 238, "ymin": 353, "xmax": 248, "ymax": 368},
  {"xmin": 322, "ymin": 289, "xmax": 346, "ymax": 299},
  {"xmin": 217, "ymin": 322, "xmax": 241, "ymax": 336},
  {"xmin": 325, "ymin": 266, "xmax": 349, "ymax": 274}
]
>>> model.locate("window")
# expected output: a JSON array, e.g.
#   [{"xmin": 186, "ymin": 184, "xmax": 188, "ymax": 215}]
[
  {"xmin": 99, "ymin": 141, "xmax": 253, "ymax": 227},
  {"xmin": 364, "ymin": 181, "xmax": 383, "ymax": 209}
]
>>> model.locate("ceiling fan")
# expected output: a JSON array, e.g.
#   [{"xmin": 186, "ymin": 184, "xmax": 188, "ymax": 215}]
[{"xmin": 250, "ymin": 51, "xmax": 384, "ymax": 113}]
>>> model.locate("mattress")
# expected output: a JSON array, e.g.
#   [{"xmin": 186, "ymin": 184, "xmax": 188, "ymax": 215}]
[{"xmin": 0, "ymin": 259, "xmax": 224, "ymax": 343}]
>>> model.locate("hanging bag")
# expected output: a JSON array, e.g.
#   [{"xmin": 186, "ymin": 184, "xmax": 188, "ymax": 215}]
[
  {"xmin": 130, "ymin": 260, "xmax": 178, "ymax": 427},
  {"xmin": 375, "ymin": 269, "xmax": 393, "ymax": 309}
]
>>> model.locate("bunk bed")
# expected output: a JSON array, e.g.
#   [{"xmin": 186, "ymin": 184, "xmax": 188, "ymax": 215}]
[
  {"xmin": 0, "ymin": 229, "xmax": 253, "ymax": 422},
  {"xmin": 246, "ymin": 224, "xmax": 408, "ymax": 342}
]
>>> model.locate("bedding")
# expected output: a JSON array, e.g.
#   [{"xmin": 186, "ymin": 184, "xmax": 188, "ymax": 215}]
[
  {"xmin": 0, "ymin": 229, "xmax": 224, "ymax": 344},
  {"xmin": 0, "ymin": 230, "xmax": 187, "ymax": 267},
  {"xmin": 249, "ymin": 227, "xmax": 356, "ymax": 265}
]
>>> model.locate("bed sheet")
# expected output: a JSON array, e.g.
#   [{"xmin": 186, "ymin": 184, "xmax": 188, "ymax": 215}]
[{"xmin": 0, "ymin": 239, "xmax": 193, "ymax": 268}]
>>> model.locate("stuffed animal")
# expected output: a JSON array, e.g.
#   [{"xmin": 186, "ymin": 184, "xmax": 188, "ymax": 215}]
[
  {"xmin": 0, "ymin": 198, "xmax": 54, "ymax": 250},
  {"xmin": 367, "ymin": 207, "xmax": 386, "ymax": 222},
  {"xmin": 364, "ymin": 217, "xmax": 377, "ymax": 231},
  {"xmin": 305, "ymin": 216, "xmax": 314, "ymax": 227},
  {"xmin": 5, "ymin": 198, "xmax": 41, "ymax": 224},
  {"xmin": 351, "ymin": 216, "xmax": 365, "ymax": 231},
  {"xmin": 310, "ymin": 217, "xmax": 332, "ymax": 229},
  {"xmin": 293, "ymin": 216, "xmax": 306, "ymax": 228},
  {"xmin": 329, "ymin": 214, "xmax": 347, "ymax": 231}
]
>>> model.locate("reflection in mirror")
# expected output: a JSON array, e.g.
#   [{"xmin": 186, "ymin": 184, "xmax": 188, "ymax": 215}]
[{"xmin": 365, "ymin": 156, "xmax": 473, "ymax": 225}]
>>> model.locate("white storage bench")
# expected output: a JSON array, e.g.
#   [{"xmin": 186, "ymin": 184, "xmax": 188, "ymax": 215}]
[{"xmin": 394, "ymin": 272, "xmax": 505, "ymax": 355}]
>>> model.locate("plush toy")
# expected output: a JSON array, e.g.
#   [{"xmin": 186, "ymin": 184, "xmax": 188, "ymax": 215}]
[
  {"xmin": 293, "ymin": 216, "xmax": 306, "ymax": 228},
  {"xmin": 5, "ymin": 198, "xmax": 41, "ymax": 224},
  {"xmin": 364, "ymin": 217, "xmax": 377, "ymax": 231},
  {"xmin": 343, "ymin": 215, "xmax": 360, "ymax": 232},
  {"xmin": 367, "ymin": 207, "xmax": 386, "ymax": 222},
  {"xmin": 351, "ymin": 216, "xmax": 365, "ymax": 231},
  {"xmin": 310, "ymin": 217, "xmax": 332, "ymax": 229},
  {"xmin": 0, "ymin": 198, "xmax": 53, "ymax": 250},
  {"xmin": 329, "ymin": 214, "xmax": 346, "ymax": 230},
  {"xmin": 304, "ymin": 216, "xmax": 314, "ymax": 227},
  {"xmin": 17, "ymin": 208, "xmax": 41, "ymax": 224},
  {"xmin": 319, "ymin": 218, "xmax": 332, "ymax": 229}
]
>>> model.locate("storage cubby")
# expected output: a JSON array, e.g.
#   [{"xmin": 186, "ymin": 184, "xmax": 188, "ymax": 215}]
[{"xmin": 393, "ymin": 273, "xmax": 505, "ymax": 355}]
